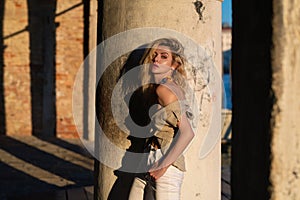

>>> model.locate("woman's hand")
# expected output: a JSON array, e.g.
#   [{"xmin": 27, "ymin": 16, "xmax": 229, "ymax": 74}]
[{"xmin": 149, "ymin": 165, "xmax": 169, "ymax": 180}]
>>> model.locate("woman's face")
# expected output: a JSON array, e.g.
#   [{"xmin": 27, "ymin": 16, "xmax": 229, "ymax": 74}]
[{"xmin": 150, "ymin": 45, "xmax": 176, "ymax": 75}]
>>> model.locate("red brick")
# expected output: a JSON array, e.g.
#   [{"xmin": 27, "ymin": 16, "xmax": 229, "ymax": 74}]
[{"xmin": 3, "ymin": 0, "xmax": 84, "ymax": 138}]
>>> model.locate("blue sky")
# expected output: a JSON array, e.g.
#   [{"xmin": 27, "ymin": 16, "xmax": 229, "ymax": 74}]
[{"xmin": 222, "ymin": 0, "xmax": 232, "ymax": 26}]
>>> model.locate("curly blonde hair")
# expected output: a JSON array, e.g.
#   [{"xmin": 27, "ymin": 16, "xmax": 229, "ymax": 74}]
[{"xmin": 140, "ymin": 38, "xmax": 187, "ymax": 93}]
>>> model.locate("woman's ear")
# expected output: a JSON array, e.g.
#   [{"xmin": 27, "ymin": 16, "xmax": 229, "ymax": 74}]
[{"xmin": 171, "ymin": 62, "xmax": 179, "ymax": 70}]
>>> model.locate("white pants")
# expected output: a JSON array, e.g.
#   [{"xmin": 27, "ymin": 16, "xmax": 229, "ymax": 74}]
[{"xmin": 128, "ymin": 165, "xmax": 184, "ymax": 200}]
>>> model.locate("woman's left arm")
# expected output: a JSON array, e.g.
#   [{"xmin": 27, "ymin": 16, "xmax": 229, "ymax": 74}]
[
  {"xmin": 149, "ymin": 85, "xmax": 195, "ymax": 180},
  {"xmin": 163, "ymin": 112, "xmax": 195, "ymax": 166},
  {"xmin": 149, "ymin": 112, "xmax": 195, "ymax": 180}
]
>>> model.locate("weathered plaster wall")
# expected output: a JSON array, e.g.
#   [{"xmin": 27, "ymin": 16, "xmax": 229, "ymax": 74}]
[
  {"xmin": 97, "ymin": 0, "xmax": 221, "ymax": 199},
  {"xmin": 271, "ymin": 0, "xmax": 300, "ymax": 199}
]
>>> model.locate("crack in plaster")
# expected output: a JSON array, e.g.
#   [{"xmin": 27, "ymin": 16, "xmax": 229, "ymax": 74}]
[{"xmin": 193, "ymin": 0, "xmax": 205, "ymax": 21}]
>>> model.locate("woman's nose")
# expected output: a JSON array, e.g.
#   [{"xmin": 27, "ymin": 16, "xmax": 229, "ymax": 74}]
[{"xmin": 154, "ymin": 55, "xmax": 160, "ymax": 63}]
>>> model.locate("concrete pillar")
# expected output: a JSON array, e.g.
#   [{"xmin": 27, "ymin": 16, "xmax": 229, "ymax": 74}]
[
  {"xmin": 270, "ymin": 0, "xmax": 300, "ymax": 199},
  {"xmin": 231, "ymin": 0, "xmax": 273, "ymax": 199},
  {"xmin": 0, "ymin": 0, "xmax": 5, "ymax": 135},
  {"xmin": 83, "ymin": 0, "xmax": 97, "ymax": 141},
  {"xmin": 96, "ymin": 0, "xmax": 222, "ymax": 199},
  {"xmin": 232, "ymin": 0, "xmax": 300, "ymax": 199}
]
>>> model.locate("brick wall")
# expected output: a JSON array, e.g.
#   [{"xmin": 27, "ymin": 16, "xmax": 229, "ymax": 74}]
[
  {"xmin": 1, "ymin": 0, "xmax": 85, "ymax": 138},
  {"xmin": 56, "ymin": 0, "xmax": 84, "ymax": 138},
  {"xmin": 2, "ymin": 0, "xmax": 31, "ymax": 136}
]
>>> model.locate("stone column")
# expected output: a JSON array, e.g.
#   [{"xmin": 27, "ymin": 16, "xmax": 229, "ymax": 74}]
[
  {"xmin": 83, "ymin": 0, "xmax": 97, "ymax": 141},
  {"xmin": 96, "ymin": 0, "xmax": 222, "ymax": 199},
  {"xmin": 232, "ymin": 0, "xmax": 300, "ymax": 199},
  {"xmin": 231, "ymin": 0, "xmax": 273, "ymax": 199},
  {"xmin": 270, "ymin": 0, "xmax": 300, "ymax": 199},
  {"xmin": 0, "ymin": 0, "xmax": 5, "ymax": 135}
]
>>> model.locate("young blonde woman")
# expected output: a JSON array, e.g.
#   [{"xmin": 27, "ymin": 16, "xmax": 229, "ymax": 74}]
[{"xmin": 128, "ymin": 38, "xmax": 195, "ymax": 200}]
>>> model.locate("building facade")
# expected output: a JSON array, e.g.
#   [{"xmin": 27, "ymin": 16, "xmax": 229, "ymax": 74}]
[{"xmin": 0, "ymin": 0, "xmax": 89, "ymax": 138}]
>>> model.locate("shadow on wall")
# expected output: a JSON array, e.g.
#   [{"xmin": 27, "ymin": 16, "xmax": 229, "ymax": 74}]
[
  {"xmin": 27, "ymin": 0, "xmax": 89, "ymax": 137},
  {"xmin": 0, "ymin": 0, "xmax": 5, "ymax": 135},
  {"xmin": 106, "ymin": 46, "xmax": 150, "ymax": 200},
  {"xmin": 1, "ymin": 0, "xmax": 88, "ymax": 137},
  {"xmin": 27, "ymin": 0, "xmax": 57, "ymax": 136}
]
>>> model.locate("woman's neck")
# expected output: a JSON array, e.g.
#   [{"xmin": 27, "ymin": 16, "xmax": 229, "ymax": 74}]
[{"xmin": 153, "ymin": 72, "xmax": 173, "ymax": 84}]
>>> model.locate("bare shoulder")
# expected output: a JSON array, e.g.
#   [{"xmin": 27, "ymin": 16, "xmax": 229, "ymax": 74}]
[{"xmin": 156, "ymin": 84, "xmax": 178, "ymax": 106}]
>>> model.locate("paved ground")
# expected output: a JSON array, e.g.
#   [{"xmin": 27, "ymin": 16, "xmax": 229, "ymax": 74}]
[
  {"xmin": 0, "ymin": 135, "xmax": 231, "ymax": 200},
  {"xmin": 0, "ymin": 135, "xmax": 94, "ymax": 200},
  {"xmin": 221, "ymin": 143, "xmax": 231, "ymax": 200}
]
